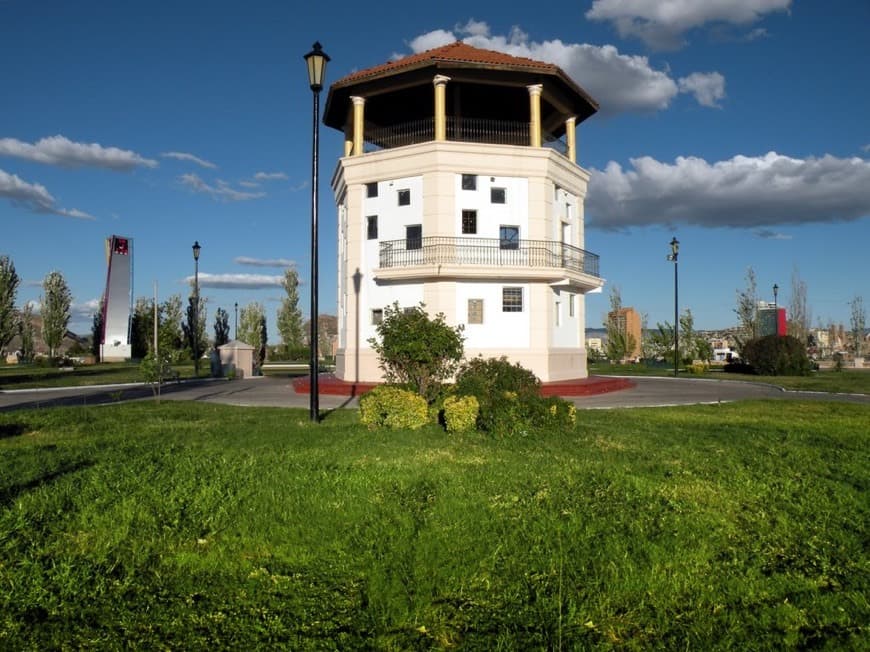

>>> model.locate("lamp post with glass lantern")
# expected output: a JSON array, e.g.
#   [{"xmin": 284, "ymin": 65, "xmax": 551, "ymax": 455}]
[
  {"xmin": 667, "ymin": 237, "xmax": 679, "ymax": 377},
  {"xmin": 192, "ymin": 241, "xmax": 201, "ymax": 378},
  {"xmin": 773, "ymin": 283, "xmax": 779, "ymax": 335},
  {"xmin": 304, "ymin": 41, "xmax": 329, "ymax": 422}
]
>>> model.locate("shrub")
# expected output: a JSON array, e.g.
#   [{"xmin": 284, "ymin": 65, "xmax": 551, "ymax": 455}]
[
  {"xmin": 359, "ymin": 386, "xmax": 429, "ymax": 430},
  {"xmin": 368, "ymin": 303, "xmax": 464, "ymax": 403},
  {"xmin": 442, "ymin": 394, "xmax": 479, "ymax": 433},
  {"xmin": 453, "ymin": 357, "xmax": 575, "ymax": 436},
  {"xmin": 741, "ymin": 335, "xmax": 813, "ymax": 376}
]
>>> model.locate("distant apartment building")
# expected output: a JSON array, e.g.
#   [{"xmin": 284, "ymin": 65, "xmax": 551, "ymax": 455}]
[{"xmin": 607, "ymin": 307, "xmax": 642, "ymax": 360}]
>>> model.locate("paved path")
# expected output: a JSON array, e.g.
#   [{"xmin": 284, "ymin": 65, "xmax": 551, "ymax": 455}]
[{"xmin": 1, "ymin": 375, "xmax": 868, "ymax": 413}]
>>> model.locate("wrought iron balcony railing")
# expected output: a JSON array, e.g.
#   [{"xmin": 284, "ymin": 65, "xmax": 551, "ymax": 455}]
[
  {"xmin": 378, "ymin": 236, "xmax": 600, "ymax": 278},
  {"xmin": 364, "ymin": 117, "xmax": 567, "ymax": 154}
]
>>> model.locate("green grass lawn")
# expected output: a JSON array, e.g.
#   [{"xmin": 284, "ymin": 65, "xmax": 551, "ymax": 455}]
[
  {"xmin": 590, "ymin": 363, "xmax": 870, "ymax": 395},
  {"xmin": 1, "ymin": 401, "xmax": 867, "ymax": 649}
]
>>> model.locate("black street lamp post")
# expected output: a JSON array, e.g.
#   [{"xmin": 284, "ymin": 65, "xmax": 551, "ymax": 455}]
[
  {"xmin": 667, "ymin": 237, "xmax": 679, "ymax": 377},
  {"xmin": 234, "ymin": 301, "xmax": 238, "ymax": 339},
  {"xmin": 773, "ymin": 284, "xmax": 779, "ymax": 335},
  {"xmin": 304, "ymin": 42, "xmax": 329, "ymax": 423},
  {"xmin": 192, "ymin": 241, "xmax": 201, "ymax": 378}
]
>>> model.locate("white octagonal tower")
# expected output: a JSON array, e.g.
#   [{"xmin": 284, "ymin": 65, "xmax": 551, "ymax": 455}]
[{"xmin": 323, "ymin": 42, "xmax": 603, "ymax": 383}]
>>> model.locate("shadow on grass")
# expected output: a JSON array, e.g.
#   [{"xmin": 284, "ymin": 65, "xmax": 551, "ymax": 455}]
[
  {"xmin": 0, "ymin": 459, "xmax": 95, "ymax": 507},
  {"xmin": 0, "ymin": 422, "xmax": 28, "ymax": 439}
]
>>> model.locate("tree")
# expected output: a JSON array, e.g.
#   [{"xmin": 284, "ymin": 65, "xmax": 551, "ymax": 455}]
[
  {"xmin": 787, "ymin": 267, "xmax": 811, "ymax": 345},
  {"xmin": 91, "ymin": 300, "xmax": 104, "ymax": 360},
  {"xmin": 213, "ymin": 307, "xmax": 230, "ymax": 347},
  {"xmin": 0, "ymin": 255, "xmax": 20, "ymax": 351},
  {"xmin": 368, "ymin": 302, "xmax": 465, "ymax": 402},
  {"xmin": 41, "ymin": 270, "xmax": 72, "ymax": 358},
  {"xmin": 647, "ymin": 321, "xmax": 676, "ymax": 364},
  {"xmin": 276, "ymin": 268, "xmax": 304, "ymax": 351},
  {"xmin": 238, "ymin": 302, "xmax": 267, "ymax": 369},
  {"xmin": 160, "ymin": 294, "xmax": 184, "ymax": 361},
  {"xmin": 849, "ymin": 295, "xmax": 866, "ymax": 358},
  {"xmin": 18, "ymin": 302, "xmax": 34, "ymax": 362},
  {"xmin": 182, "ymin": 291, "xmax": 207, "ymax": 361},
  {"xmin": 734, "ymin": 266, "xmax": 758, "ymax": 348},
  {"xmin": 130, "ymin": 297, "xmax": 154, "ymax": 358},
  {"xmin": 604, "ymin": 285, "xmax": 636, "ymax": 362},
  {"xmin": 679, "ymin": 308, "xmax": 696, "ymax": 362}
]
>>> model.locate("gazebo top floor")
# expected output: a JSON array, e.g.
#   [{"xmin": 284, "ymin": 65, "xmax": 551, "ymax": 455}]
[{"xmin": 323, "ymin": 42, "xmax": 598, "ymax": 140}]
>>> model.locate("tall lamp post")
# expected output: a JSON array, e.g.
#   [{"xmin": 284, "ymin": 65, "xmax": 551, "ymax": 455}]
[
  {"xmin": 772, "ymin": 283, "xmax": 779, "ymax": 335},
  {"xmin": 192, "ymin": 241, "xmax": 201, "ymax": 378},
  {"xmin": 234, "ymin": 301, "xmax": 238, "ymax": 339},
  {"xmin": 667, "ymin": 237, "xmax": 679, "ymax": 377},
  {"xmin": 304, "ymin": 41, "xmax": 329, "ymax": 423}
]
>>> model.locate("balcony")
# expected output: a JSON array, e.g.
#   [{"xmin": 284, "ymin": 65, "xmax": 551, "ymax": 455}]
[
  {"xmin": 363, "ymin": 117, "xmax": 567, "ymax": 155},
  {"xmin": 376, "ymin": 236, "xmax": 600, "ymax": 288}
]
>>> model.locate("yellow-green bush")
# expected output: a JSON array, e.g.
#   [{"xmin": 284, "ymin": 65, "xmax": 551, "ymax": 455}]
[
  {"xmin": 359, "ymin": 385, "xmax": 429, "ymax": 430},
  {"xmin": 442, "ymin": 394, "xmax": 479, "ymax": 433}
]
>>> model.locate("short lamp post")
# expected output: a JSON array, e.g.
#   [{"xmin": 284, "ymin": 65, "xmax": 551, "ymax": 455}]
[
  {"xmin": 667, "ymin": 237, "xmax": 679, "ymax": 377},
  {"xmin": 773, "ymin": 283, "xmax": 779, "ymax": 335},
  {"xmin": 192, "ymin": 241, "xmax": 201, "ymax": 378},
  {"xmin": 304, "ymin": 41, "xmax": 329, "ymax": 423}
]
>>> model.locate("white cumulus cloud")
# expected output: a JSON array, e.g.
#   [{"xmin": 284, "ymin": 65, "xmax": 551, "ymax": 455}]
[
  {"xmin": 586, "ymin": 0, "xmax": 792, "ymax": 50},
  {"xmin": 161, "ymin": 151, "xmax": 217, "ymax": 169},
  {"xmin": 678, "ymin": 72, "xmax": 726, "ymax": 108},
  {"xmin": 179, "ymin": 173, "xmax": 265, "ymax": 202},
  {"xmin": 184, "ymin": 273, "xmax": 283, "ymax": 290},
  {"xmin": 0, "ymin": 168, "xmax": 95, "ymax": 219},
  {"xmin": 406, "ymin": 22, "xmax": 722, "ymax": 115},
  {"xmin": 0, "ymin": 135, "xmax": 157, "ymax": 170},
  {"xmin": 586, "ymin": 151, "xmax": 870, "ymax": 230}
]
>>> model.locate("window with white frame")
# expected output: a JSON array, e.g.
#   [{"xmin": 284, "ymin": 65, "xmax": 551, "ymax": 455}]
[{"xmin": 502, "ymin": 287, "xmax": 523, "ymax": 312}]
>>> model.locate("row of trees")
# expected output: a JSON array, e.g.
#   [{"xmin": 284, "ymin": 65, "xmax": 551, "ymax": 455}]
[{"xmin": 1, "ymin": 256, "xmax": 72, "ymax": 361}]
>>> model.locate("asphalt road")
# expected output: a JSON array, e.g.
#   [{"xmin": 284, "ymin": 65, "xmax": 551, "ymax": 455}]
[{"xmin": 1, "ymin": 375, "xmax": 868, "ymax": 413}]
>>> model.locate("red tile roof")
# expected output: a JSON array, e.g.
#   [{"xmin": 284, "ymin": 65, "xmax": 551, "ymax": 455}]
[{"xmin": 333, "ymin": 41, "xmax": 560, "ymax": 87}]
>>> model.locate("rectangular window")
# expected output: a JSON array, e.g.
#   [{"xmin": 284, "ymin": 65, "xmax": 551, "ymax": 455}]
[
  {"xmin": 461, "ymin": 209, "xmax": 477, "ymax": 234},
  {"xmin": 467, "ymin": 299, "xmax": 483, "ymax": 324},
  {"xmin": 502, "ymin": 287, "xmax": 523, "ymax": 312},
  {"xmin": 371, "ymin": 308, "xmax": 383, "ymax": 325},
  {"xmin": 462, "ymin": 174, "xmax": 477, "ymax": 190},
  {"xmin": 397, "ymin": 189, "xmax": 410, "ymax": 206},
  {"xmin": 491, "ymin": 187, "xmax": 506, "ymax": 204},
  {"xmin": 406, "ymin": 224, "xmax": 422, "ymax": 250},
  {"xmin": 555, "ymin": 301, "xmax": 562, "ymax": 326},
  {"xmin": 499, "ymin": 225, "xmax": 519, "ymax": 250},
  {"xmin": 366, "ymin": 215, "xmax": 378, "ymax": 240},
  {"xmin": 366, "ymin": 182, "xmax": 378, "ymax": 198},
  {"xmin": 569, "ymin": 294, "xmax": 575, "ymax": 317}
]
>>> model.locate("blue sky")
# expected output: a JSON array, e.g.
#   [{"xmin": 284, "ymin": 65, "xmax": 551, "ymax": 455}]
[{"xmin": 2, "ymin": 0, "xmax": 868, "ymax": 337}]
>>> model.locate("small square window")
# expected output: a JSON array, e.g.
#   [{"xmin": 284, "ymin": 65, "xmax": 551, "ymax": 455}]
[
  {"xmin": 366, "ymin": 182, "xmax": 378, "ymax": 198},
  {"xmin": 366, "ymin": 215, "xmax": 378, "ymax": 240},
  {"xmin": 462, "ymin": 174, "xmax": 477, "ymax": 190},
  {"xmin": 491, "ymin": 187, "xmax": 506, "ymax": 204},
  {"xmin": 467, "ymin": 299, "xmax": 483, "ymax": 324},
  {"xmin": 371, "ymin": 308, "xmax": 383, "ymax": 325},
  {"xmin": 397, "ymin": 189, "xmax": 410, "ymax": 206},
  {"xmin": 502, "ymin": 287, "xmax": 523, "ymax": 313},
  {"xmin": 461, "ymin": 210, "xmax": 477, "ymax": 234}
]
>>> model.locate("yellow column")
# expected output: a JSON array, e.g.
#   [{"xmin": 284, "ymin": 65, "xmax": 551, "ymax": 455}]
[
  {"xmin": 565, "ymin": 116, "xmax": 577, "ymax": 163},
  {"xmin": 351, "ymin": 96, "xmax": 365, "ymax": 156},
  {"xmin": 527, "ymin": 84, "xmax": 543, "ymax": 148},
  {"xmin": 343, "ymin": 110, "xmax": 353, "ymax": 157},
  {"xmin": 433, "ymin": 75, "xmax": 450, "ymax": 141}
]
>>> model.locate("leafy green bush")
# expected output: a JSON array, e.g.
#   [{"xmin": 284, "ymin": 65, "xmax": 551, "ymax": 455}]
[
  {"xmin": 453, "ymin": 357, "xmax": 575, "ymax": 436},
  {"xmin": 359, "ymin": 386, "xmax": 429, "ymax": 430},
  {"xmin": 368, "ymin": 303, "xmax": 464, "ymax": 403},
  {"xmin": 442, "ymin": 394, "xmax": 479, "ymax": 433},
  {"xmin": 741, "ymin": 335, "xmax": 813, "ymax": 376}
]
